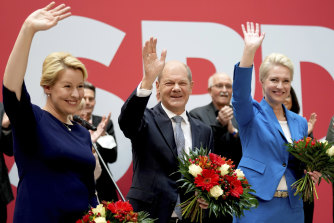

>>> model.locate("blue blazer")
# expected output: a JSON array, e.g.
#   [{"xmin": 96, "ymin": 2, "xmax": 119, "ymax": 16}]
[
  {"xmin": 232, "ymin": 64, "xmax": 308, "ymax": 208},
  {"xmin": 118, "ymin": 89, "xmax": 213, "ymax": 223}
]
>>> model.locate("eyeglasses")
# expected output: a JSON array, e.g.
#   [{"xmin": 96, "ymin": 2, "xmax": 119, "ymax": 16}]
[{"xmin": 211, "ymin": 84, "xmax": 232, "ymax": 90}]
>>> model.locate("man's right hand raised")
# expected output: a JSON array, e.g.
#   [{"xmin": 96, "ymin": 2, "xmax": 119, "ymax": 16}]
[{"xmin": 141, "ymin": 37, "xmax": 167, "ymax": 90}]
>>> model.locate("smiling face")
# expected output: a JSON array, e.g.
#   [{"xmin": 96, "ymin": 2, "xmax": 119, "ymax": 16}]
[
  {"xmin": 208, "ymin": 73, "xmax": 232, "ymax": 110},
  {"xmin": 156, "ymin": 61, "xmax": 193, "ymax": 115},
  {"xmin": 44, "ymin": 68, "xmax": 85, "ymax": 122},
  {"xmin": 262, "ymin": 65, "xmax": 292, "ymax": 108}
]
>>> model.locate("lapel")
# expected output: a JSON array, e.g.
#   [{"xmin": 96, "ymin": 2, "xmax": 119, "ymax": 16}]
[
  {"xmin": 260, "ymin": 99, "xmax": 290, "ymax": 160},
  {"xmin": 153, "ymin": 103, "xmax": 178, "ymax": 159},
  {"xmin": 260, "ymin": 98, "xmax": 286, "ymax": 140},
  {"xmin": 284, "ymin": 107, "xmax": 299, "ymax": 141}
]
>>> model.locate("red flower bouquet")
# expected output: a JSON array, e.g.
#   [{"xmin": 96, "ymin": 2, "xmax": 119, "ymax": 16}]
[
  {"xmin": 76, "ymin": 200, "xmax": 155, "ymax": 223},
  {"xmin": 286, "ymin": 137, "xmax": 334, "ymax": 202},
  {"xmin": 178, "ymin": 147, "xmax": 258, "ymax": 222}
]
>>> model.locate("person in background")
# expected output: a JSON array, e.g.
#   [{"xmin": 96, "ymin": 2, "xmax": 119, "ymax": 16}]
[
  {"xmin": 283, "ymin": 87, "xmax": 317, "ymax": 136},
  {"xmin": 0, "ymin": 103, "xmax": 13, "ymax": 223},
  {"xmin": 119, "ymin": 37, "xmax": 213, "ymax": 223},
  {"xmin": 283, "ymin": 87, "xmax": 317, "ymax": 223},
  {"xmin": 82, "ymin": 81, "xmax": 119, "ymax": 202},
  {"xmin": 325, "ymin": 115, "xmax": 334, "ymax": 221},
  {"xmin": 190, "ymin": 72, "xmax": 242, "ymax": 165},
  {"xmin": 232, "ymin": 22, "xmax": 321, "ymax": 223},
  {"xmin": 2, "ymin": 3, "xmax": 97, "ymax": 222}
]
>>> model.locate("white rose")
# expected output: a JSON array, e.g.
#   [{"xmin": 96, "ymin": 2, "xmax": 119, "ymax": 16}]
[
  {"xmin": 188, "ymin": 164, "xmax": 203, "ymax": 177},
  {"xmin": 94, "ymin": 217, "xmax": 107, "ymax": 223},
  {"xmin": 219, "ymin": 164, "xmax": 230, "ymax": 176},
  {"xmin": 235, "ymin": 169, "xmax": 245, "ymax": 180},
  {"xmin": 92, "ymin": 204, "xmax": 105, "ymax": 217},
  {"xmin": 209, "ymin": 185, "xmax": 224, "ymax": 199},
  {"xmin": 326, "ymin": 146, "xmax": 334, "ymax": 157}
]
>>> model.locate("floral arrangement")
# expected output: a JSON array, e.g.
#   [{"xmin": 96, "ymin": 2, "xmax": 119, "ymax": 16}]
[
  {"xmin": 177, "ymin": 147, "xmax": 258, "ymax": 222},
  {"xmin": 76, "ymin": 200, "xmax": 155, "ymax": 223},
  {"xmin": 286, "ymin": 137, "xmax": 334, "ymax": 202}
]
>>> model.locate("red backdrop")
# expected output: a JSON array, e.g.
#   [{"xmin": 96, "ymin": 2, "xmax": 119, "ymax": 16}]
[{"xmin": 1, "ymin": 0, "xmax": 334, "ymax": 222}]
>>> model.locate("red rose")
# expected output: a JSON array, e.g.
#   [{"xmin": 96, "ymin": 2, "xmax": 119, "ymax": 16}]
[
  {"xmin": 83, "ymin": 214, "xmax": 90, "ymax": 223},
  {"xmin": 209, "ymin": 153, "xmax": 225, "ymax": 166}
]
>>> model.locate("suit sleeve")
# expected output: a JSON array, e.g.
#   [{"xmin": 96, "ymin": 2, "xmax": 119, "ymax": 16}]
[
  {"xmin": 118, "ymin": 89, "xmax": 150, "ymax": 139},
  {"xmin": 232, "ymin": 63, "xmax": 255, "ymax": 127},
  {"xmin": 326, "ymin": 116, "xmax": 334, "ymax": 144}
]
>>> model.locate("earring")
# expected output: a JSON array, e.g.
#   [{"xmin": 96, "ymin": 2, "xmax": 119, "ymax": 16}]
[{"xmin": 47, "ymin": 94, "xmax": 50, "ymax": 97}]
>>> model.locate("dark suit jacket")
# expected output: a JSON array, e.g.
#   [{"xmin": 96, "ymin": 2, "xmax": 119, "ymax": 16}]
[
  {"xmin": 92, "ymin": 115, "xmax": 118, "ymax": 202},
  {"xmin": 190, "ymin": 102, "xmax": 242, "ymax": 166},
  {"xmin": 118, "ymin": 89, "xmax": 213, "ymax": 223},
  {"xmin": 0, "ymin": 103, "xmax": 14, "ymax": 205}
]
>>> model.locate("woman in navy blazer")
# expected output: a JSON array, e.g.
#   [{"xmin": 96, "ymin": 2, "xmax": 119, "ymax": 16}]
[{"xmin": 232, "ymin": 22, "xmax": 321, "ymax": 223}]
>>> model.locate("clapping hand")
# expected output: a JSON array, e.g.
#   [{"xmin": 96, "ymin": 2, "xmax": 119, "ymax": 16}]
[
  {"xmin": 90, "ymin": 113, "xmax": 111, "ymax": 143},
  {"xmin": 141, "ymin": 37, "xmax": 167, "ymax": 89},
  {"xmin": 24, "ymin": 2, "xmax": 71, "ymax": 33},
  {"xmin": 217, "ymin": 106, "xmax": 234, "ymax": 127},
  {"xmin": 307, "ymin": 113, "xmax": 317, "ymax": 135}
]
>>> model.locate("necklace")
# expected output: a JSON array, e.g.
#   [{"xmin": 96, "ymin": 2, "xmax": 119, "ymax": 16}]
[{"xmin": 62, "ymin": 122, "xmax": 72, "ymax": 132}]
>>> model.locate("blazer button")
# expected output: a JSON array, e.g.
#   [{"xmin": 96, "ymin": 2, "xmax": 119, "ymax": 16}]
[{"xmin": 282, "ymin": 163, "xmax": 286, "ymax": 167}]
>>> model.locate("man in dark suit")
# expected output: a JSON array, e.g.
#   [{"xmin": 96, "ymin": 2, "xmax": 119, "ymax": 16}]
[
  {"xmin": 83, "ymin": 82, "xmax": 119, "ymax": 202},
  {"xmin": 0, "ymin": 103, "xmax": 14, "ymax": 223},
  {"xmin": 326, "ymin": 116, "xmax": 334, "ymax": 221},
  {"xmin": 190, "ymin": 73, "xmax": 242, "ymax": 166},
  {"xmin": 118, "ymin": 37, "xmax": 213, "ymax": 223}
]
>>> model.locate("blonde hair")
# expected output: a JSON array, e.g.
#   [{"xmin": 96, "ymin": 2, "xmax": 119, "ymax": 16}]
[
  {"xmin": 259, "ymin": 53, "xmax": 294, "ymax": 82},
  {"xmin": 40, "ymin": 52, "xmax": 88, "ymax": 87}
]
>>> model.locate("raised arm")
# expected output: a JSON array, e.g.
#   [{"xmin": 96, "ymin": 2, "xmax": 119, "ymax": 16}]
[
  {"xmin": 3, "ymin": 2, "xmax": 71, "ymax": 100},
  {"xmin": 239, "ymin": 22, "xmax": 265, "ymax": 68},
  {"xmin": 141, "ymin": 37, "xmax": 167, "ymax": 90}
]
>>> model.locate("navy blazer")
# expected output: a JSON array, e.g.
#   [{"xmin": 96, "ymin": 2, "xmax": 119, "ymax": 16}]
[
  {"xmin": 119, "ymin": 89, "xmax": 213, "ymax": 223},
  {"xmin": 232, "ymin": 64, "xmax": 308, "ymax": 208}
]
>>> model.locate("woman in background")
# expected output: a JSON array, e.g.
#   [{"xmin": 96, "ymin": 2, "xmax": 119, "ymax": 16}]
[{"xmin": 3, "ymin": 2, "xmax": 97, "ymax": 222}]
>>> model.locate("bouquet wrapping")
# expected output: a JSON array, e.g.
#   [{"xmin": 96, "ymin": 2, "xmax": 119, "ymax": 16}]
[
  {"xmin": 76, "ymin": 200, "xmax": 156, "ymax": 223},
  {"xmin": 286, "ymin": 137, "xmax": 334, "ymax": 202},
  {"xmin": 177, "ymin": 147, "xmax": 258, "ymax": 222}
]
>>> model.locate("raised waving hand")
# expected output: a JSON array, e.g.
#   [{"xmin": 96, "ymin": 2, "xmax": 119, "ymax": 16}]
[
  {"xmin": 240, "ymin": 22, "xmax": 265, "ymax": 67},
  {"xmin": 3, "ymin": 2, "xmax": 71, "ymax": 100},
  {"xmin": 25, "ymin": 2, "xmax": 71, "ymax": 32},
  {"xmin": 141, "ymin": 37, "xmax": 167, "ymax": 90}
]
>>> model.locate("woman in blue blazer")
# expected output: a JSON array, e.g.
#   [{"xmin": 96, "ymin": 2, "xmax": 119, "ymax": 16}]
[{"xmin": 232, "ymin": 22, "xmax": 321, "ymax": 223}]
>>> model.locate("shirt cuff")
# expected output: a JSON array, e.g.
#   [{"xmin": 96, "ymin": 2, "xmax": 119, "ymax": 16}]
[{"xmin": 136, "ymin": 82, "xmax": 152, "ymax": 97}]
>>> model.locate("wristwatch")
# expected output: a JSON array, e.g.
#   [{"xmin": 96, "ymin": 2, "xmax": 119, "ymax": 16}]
[{"xmin": 232, "ymin": 129, "xmax": 238, "ymax": 136}]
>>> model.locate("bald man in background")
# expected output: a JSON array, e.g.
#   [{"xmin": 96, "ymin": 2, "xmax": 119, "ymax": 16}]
[{"xmin": 190, "ymin": 72, "xmax": 242, "ymax": 165}]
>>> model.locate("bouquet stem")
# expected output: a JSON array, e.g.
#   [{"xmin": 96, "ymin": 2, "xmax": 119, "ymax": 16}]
[
  {"xmin": 180, "ymin": 194, "xmax": 203, "ymax": 223},
  {"xmin": 291, "ymin": 172, "xmax": 318, "ymax": 203}
]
